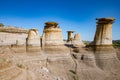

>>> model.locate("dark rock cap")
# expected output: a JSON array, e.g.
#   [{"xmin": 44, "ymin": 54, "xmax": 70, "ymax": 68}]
[
  {"xmin": 67, "ymin": 31, "xmax": 75, "ymax": 33},
  {"xmin": 45, "ymin": 22, "xmax": 58, "ymax": 26},
  {"xmin": 96, "ymin": 18, "xmax": 115, "ymax": 24}
]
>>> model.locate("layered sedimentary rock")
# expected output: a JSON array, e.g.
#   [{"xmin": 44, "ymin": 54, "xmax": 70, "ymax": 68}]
[
  {"xmin": 66, "ymin": 31, "xmax": 84, "ymax": 47},
  {"xmin": 93, "ymin": 18, "xmax": 120, "ymax": 71},
  {"xmin": 0, "ymin": 27, "xmax": 28, "ymax": 46},
  {"xmin": 0, "ymin": 32, "xmax": 27, "ymax": 46},
  {"xmin": 67, "ymin": 31, "xmax": 74, "ymax": 42},
  {"xmin": 42, "ymin": 22, "xmax": 63, "ymax": 46},
  {"xmin": 72, "ymin": 33, "xmax": 84, "ymax": 47},
  {"xmin": 93, "ymin": 18, "xmax": 115, "ymax": 52},
  {"xmin": 26, "ymin": 29, "xmax": 41, "ymax": 52},
  {"xmin": 42, "ymin": 22, "xmax": 68, "ymax": 53},
  {"xmin": 0, "ymin": 27, "xmax": 28, "ymax": 52}
]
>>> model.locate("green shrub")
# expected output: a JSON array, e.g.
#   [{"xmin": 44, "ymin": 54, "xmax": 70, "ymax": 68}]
[
  {"xmin": 0, "ymin": 23, "xmax": 4, "ymax": 27},
  {"xmin": 113, "ymin": 40, "xmax": 120, "ymax": 48},
  {"xmin": 17, "ymin": 64, "xmax": 23, "ymax": 68}
]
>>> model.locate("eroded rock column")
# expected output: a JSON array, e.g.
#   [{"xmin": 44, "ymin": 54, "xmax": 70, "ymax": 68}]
[
  {"xmin": 42, "ymin": 22, "xmax": 68, "ymax": 53},
  {"xmin": 93, "ymin": 18, "xmax": 120, "ymax": 71},
  {"xmin": 72, "ymin": 33, "xmax": 84, "ymax": 47},
  {"xmin": 67, "ymin": 31, "xmax": 74, "ymax": 42},
  {"xmin": 26, "ymin": 28, "xmax": 41, "ymax": 52},
  {"xmin": 94, "ymin": 18, "xmax": 115, "ymax": 46}
]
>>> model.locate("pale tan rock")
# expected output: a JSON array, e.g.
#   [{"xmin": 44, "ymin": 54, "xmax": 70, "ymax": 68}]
[
  {"xmin": 0, "ymin": 32, "xmax": 27, "ymax": 46},
  {"xmin": 42, "ymin": 22, "xmax": 64, "ymax": 46},
  {"xmin": 42, "ymin": 22, "xmax": 69, "ymax": 53},
  {"xmin": 72, "ymin": 33, "xmax": 84, "ymax": 47},
  {"xmin": 93, "ymin": 18, "xmax": 120, "ymax": 71},
  {"xmin": 67, "ymin": 31, "xmax": 74, "ymax": 42},
  {"xmin": 26, "ymin": 28, "xmax": 41, "ymax": 52},
  {"xmin": 94, "ymin": 18, "xmax": 115, "ymax": 46}
]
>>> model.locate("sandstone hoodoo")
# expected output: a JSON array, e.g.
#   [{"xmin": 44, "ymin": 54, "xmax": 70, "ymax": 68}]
[
  {"xmin": 67, "ymin": 31, "xmax": 74, "ymax": 42},
  {"xmin": 67, "ymin": 31, "xmax": 84, "ymax": 47},
  {"xmin": 93, "ymin": 18, "xmax": 115, "ymax": 51},
  {"xmin": 26, "ymin": 28, "xmax": 41, "ymax": 52},
  {"xmin": 94, "ymin": 18, "xmax": 115, "ymax": 46},
  {"xmin": 93, "ymin": 18, "xmax": 120, "ymax": 71},
  {"xmin": 42, "ymin": 22, "xmax": 68, "ymax": 53},
  {"xmin": 72, "ymin": 33, "xmax": 84, "ymax": 47},
  {"xmin": 42, "ymin": 22, "xmax": 64, "ymax": 46}
]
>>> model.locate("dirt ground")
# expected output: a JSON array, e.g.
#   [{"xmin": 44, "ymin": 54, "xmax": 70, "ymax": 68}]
[{"xmin": 0, "ymin": 46, "xmax": 120, "ymax": 80}]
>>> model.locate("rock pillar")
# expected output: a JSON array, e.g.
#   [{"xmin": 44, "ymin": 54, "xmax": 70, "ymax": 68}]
[
  {"xmin": 93, "ymin": 18, "xmax": 115, "ymax": 51},
  {"xmin": 42, "ymin": 22, "xmax": 64, "ymax": 46},
  {"xmin": 72, "ymin": 33, "xmax": 84, "ymax": 47},
  {"xmin": 26, "ymin": 28, "xmax": 41, "ymax": 52},
  {"xmin": 42, "ymin": 22, "xmax": 68, "ymax": 53},
  {"xmin": 94, "ymin": 18, "xmax": 115, "ymax": 46},
  {"xmin": 93, "ymin": 18, "xmax": 120, "ymax": 71},
  {"xmin": 67, "ymin": 31, "xmax": 74, "ymax": 42}
]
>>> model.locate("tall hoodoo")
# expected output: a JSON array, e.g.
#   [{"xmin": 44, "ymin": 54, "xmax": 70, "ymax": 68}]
[
  {"xmin": 93, "ymin": 18, "xmax": 120, "ymax": 70},
  {"xmin": 67, "ymin": 31, "xmax": 74, "ymax": 42},
  {"xmin": 42, "ymin": 22, "xmax": 64, "ymax": 46},
  {"xmin": 94, "ymin": 18, "xmax": 115, "ymax": 46},
  {"xmin": 26, "ymin": 28, "xmax": 41, "ymax": 52}
]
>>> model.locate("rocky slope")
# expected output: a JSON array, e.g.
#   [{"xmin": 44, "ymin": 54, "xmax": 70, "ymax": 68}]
[{"xmin": 0, "ymin": 46, "xmax": 120, "ymax": 80}]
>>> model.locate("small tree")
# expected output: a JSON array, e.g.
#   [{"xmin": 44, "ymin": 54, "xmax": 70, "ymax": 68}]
[{"xmin": 0, "ymin": 23, "xmax": 4, "ymax": 27}]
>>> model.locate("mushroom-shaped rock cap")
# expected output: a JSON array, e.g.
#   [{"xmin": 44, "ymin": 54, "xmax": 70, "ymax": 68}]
[
  {"xmin": 45, "ymin": 22, "xmax": 58, "ymax": 26},
  {"xmin": 67, "ymin": 31, "xmax": 75, "ymax": 33},
  {"xmin": 96, "ymin": 18, "xmax": 115, "ymax": 24},
  {"xmin": 29, "ymin": 28, "xmax": 38, "ymax": 31}
]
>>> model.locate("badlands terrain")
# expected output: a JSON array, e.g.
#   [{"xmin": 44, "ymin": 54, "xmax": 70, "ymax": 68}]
[{"xmin": 0, "ymin": 18, "xmax": 120, "ymax": 80}]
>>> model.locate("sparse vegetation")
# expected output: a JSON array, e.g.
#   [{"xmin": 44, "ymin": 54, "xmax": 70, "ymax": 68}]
[
  {"xmin": 113, "ymin": 40, "xmax": 120, "ymax": 48},
  {"xmin": 0, "ymin": 23, "xmax": 4, "ymax": 27},
  {"xmin": 0, "ymin": 58, "xmax": 6, "ymax": 62},
  {"xmin": 69, "ymin": 70, "xmax": 78, "ymax": 80},
  {"xmin": 83, "ymin": 41, "xmax": 91, "ymax": 46},
  {"xmin": 16, "ymin": 63, "xmax": 23, "ymax": 68}
]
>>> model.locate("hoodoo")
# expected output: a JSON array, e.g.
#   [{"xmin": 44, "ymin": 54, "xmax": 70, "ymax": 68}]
[
  {"xmin": 93, "ymin": 18, "xmax": 120, "ymax": 70},
  {"xmin": 26, "ymin": 28, "xmax": 41, "ymax": 52},
  {"xmin": 42, "ymin": 22, "xmax": 68, "ymax": 53},
  {"xmin": 67, "ymin": 31, "xmax": 74, "ymax": 42},
  {"xmin": 72, "ymin": 33, "xmax": 84, "ymax": 47}
]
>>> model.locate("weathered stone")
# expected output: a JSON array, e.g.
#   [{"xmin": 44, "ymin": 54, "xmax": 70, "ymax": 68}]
[
  {"xmin": 94, "ymin": 18, "xmax": 115, "ymax": 46},
  {"xmin": 42, "ymin": 22, "xmax": 64, "ymax": 46},
  {"xmin": 0, "ymin": 32, "xmax": 27, "ymax": 46},
  {"xmin": 72, "ymin": 33, "xmax": 84, "ymax": 47},
  {"xmin": 67, "ymin": 31, "xmax": 74, "ymax": 42},
  {"xmin": 93, "ymin": 18, "xmax": 116, "ymax": 51},
  {"xmin": 93, "ymin": 18, "xmax": 120, "ymax": 71},
  {"xmin": 42, "ymin": 22, "xmax": 69, "ymax": 53},
  {"xmin": 26, "ymin": 28, "xmax": 41, "ymax": 52}
]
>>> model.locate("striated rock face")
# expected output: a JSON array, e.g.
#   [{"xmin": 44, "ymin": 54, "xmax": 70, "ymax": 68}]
[
  {"xmin": 0, "ymin": 32, "xmax": 27, "ymax": 46},
  {"xmin": 67, "ymin": 31, "xmax": 74, "ymax": 42},
  {"xmin": 72, "ymin": 33, "xmax": 84, "ymax": 47},
  {"xmin": 93, "ymin": 18, "xmax": 120, "ymax": 71},
  {"xmin": 0, "ymin": 27, "xmax": 28, "ymax": 53},
  {"xmin": 42, "ymin": 22, "xmax": 69, "ymax": 53},
  {"xmin": 42, "ymin": 22, "xmax": 64, "ymax": 46},
  {"xmin": 93, "ymin": 18, "xmax": 115, "ymax": 51},
  {"xmin": 94, "ymin": 18, "xmax": 115, "ymax": 46},
  {"xmin": 26, "ymin": 29, "xmax": 41, "ymax": 52}
]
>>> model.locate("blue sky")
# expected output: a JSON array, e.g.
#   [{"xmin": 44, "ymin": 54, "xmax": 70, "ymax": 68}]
[{"xmin": 0, "ymin": 0, "xmax": 120, "ymax": 41}]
